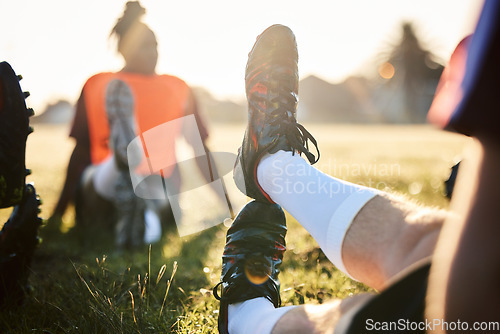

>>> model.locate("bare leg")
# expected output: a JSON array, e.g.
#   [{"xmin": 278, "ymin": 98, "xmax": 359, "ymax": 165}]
[
  {"xmin": 343, "ymin": 193, "xmax": 446, "ymax": 290},
  {"xmin": 258, "ymin": 151, "xmax": 448, "ymax": 291},
  {"xmin": 267, "ymin": 192, "xmax": 447, "ymax": 333},
  {"xmin": 272, "ymin": 294, "xmax": 372, "ymax": 334},
  {"xmin": 272, "ymin": 141, "xmax": 499, "ymax": 334}
]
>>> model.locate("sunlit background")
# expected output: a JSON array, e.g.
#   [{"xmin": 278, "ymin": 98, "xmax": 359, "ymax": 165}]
[
  {"xmin": 0, "ymin": 3, "xmax": 479, "ymax": 328},
  {"xmin": 1, "ymin": 0, "xmax": 481, "ymax": 114}
]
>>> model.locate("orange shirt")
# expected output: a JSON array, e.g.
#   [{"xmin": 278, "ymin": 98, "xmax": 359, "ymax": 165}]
[{"xmin": 82, "ymin": 72, "xmax": 190, "ymax": 167}]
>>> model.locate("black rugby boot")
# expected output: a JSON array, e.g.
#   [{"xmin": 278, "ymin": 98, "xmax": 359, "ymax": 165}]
[
  {"xmin": 233, "ymin": 25, "xmax": 319, "ymax": 203},
  {"xmin": 213, "ymin": 200, "xmax": 287, "ymax": 334}
]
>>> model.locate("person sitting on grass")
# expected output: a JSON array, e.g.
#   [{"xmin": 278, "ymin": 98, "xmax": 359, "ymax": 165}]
[
  {"xmin": 50, "ymin": 1, "xmax": 212, "ymax": 249},
  {"xmin": 213, "ymin": 1, "xmax": 500, "ymax": 332}
]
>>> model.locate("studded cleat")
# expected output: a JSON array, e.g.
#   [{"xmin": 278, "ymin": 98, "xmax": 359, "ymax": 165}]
[
  {"xmin": 0, "ymin": 61, "xmax": 34, "ymax": 208},
  {"xmin": 104, "ymin": 79, "xmax": 147, "ymax": 248},
  {"xmin": 0, "ymin": 184, "xmax": 43, "ymax": 306},
  {"xmin": 213, "ymin": 200, "xmax": 287, "ymax": 334},
  {"xmin": 106, "ymin": 79, "xmax": 136, "ymax": 170},
  {"xmin": 233, "ymin": 24, "xmax": 319, "ymax": 203}
]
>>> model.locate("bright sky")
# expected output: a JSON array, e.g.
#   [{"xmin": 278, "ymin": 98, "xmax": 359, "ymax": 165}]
[{"xmin": 1, "ymin": 0, "xmax": 482, "ymax": 112}]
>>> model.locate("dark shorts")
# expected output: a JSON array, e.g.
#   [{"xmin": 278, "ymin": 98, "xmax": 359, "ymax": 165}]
[{"xmin": 335, "ymin": 262, "xmax": 431, "ymax": 334}]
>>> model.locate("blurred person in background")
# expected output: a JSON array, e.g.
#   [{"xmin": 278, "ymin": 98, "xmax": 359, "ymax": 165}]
[{"xmin": 50, "ymin": 1, "xmax": 211, "ymax": 249}]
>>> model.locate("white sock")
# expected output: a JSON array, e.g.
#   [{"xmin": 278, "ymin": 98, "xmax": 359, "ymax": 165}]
[
  {"xmin": 144, "ymin": 208, "xmax": 162, "ymax": 244},
  {"xmin": 228, "ymin": 297, "xmax": 297, "ymax": 334},
  {"xmin": 257, "ymin": 150, "xmax": 378, "ymax": 277},
  {"xmin": 93, "ymin": 155, "xmax": 121, "ymax": 200}
]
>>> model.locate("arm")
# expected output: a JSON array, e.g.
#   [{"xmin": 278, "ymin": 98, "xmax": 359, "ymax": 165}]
[
  {"xmin": 182, "ymin": 89, "xmax": 234, "ymax": 216},
  {"xmin": 50, "ymin": 92, "xmax": 91, "ymax": 219},
  {"xmin": 50, "ymin": 140, "xmax": 91, "ymax": 218},
  {"xmin": 183, "ymin": 89, "xmax": 213, "ymax": 182},
  {"xmin": 427, "ymin": 140, "xmax": 500, "ymax": 330}
]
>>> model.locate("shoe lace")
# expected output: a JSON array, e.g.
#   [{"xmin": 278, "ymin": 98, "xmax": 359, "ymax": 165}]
[
  {"xmin": 212, "ymin": 278, "xmax": 282, "ymax": 307},
  {"xmin": 268, "ymin": 86, "xmax": 320, "ymax": 164},
  {"xmin": 213, "ymin": 281, "xmax": 224, "ymax": 300}
]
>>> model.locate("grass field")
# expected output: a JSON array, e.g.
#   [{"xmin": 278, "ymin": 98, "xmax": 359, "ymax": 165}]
[{"xmin": 0, "ymin": 123, "xmax": 469, "ymax": 333}]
